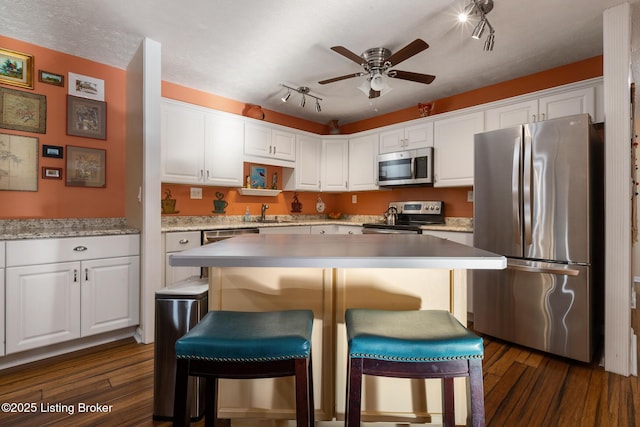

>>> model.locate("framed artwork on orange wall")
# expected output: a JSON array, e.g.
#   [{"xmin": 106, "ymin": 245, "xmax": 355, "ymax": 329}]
[
  {"xmin": 0, "ymin": 47, "xmax": 34, "ymax": 89},
  {"xmin": 66, "ymin": 145, "xmax": 106, "ymax": 188},
  {"xmin": 0, "ymin": 87, "xmax": 46, "ymax": 134},
  {"xmin": 67, "ymin": 95, "xmax": 106, "ymax": 140}
]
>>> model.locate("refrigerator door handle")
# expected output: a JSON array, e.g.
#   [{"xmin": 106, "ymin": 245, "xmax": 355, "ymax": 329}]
[
  {"xmin": 522, "ymin": 132, "xmax": 533, "ymax": 245},
  {"xmin": 507, "ymin": 260, "xmax": 580, "ymax": 276},
  {"xmin": 512, "ymin": 137, "xmax": 522, "ymax": 246}
]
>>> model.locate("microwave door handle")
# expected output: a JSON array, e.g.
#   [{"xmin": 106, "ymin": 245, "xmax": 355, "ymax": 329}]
[{"xmin": 411, "ymin": 157, "xmax": 416, "ymax": 179}]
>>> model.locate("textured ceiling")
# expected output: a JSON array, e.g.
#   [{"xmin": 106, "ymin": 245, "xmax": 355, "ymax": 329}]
[{"xmin": 0, "ymin": 0, "xmax": 637, "ymax": 125}]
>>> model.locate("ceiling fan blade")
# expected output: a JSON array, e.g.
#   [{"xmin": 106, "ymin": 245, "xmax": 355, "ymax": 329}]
[
  {"xmin": 388, "ymin": 70, "xmax": 436, "ymax": 85},
  {"xmin": 386, "ymin": 39, "xmax": 429, "ymax": 67},
  {"xmin": 330, "ymin": 46, "xmax": 364, "ymax": 65},
  {"xmin": 318, "ymin": 72, "xmax": 363, "ymax": 85}
]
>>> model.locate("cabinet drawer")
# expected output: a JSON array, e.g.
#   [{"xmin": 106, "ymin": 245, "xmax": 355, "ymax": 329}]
[
  {"xmin": 165, "ymin": 231, "xmax": 201, "ymax": 252},
  {"xmin": 6, "ymin": 234, "xmax": 140, "ymax": 267}
]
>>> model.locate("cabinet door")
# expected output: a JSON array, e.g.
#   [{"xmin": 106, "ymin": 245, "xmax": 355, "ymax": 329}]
[
  {"xmin": 244, "ymin": 123, "xmax": 272, "ymax": 157},
  {"xmin": 321, "ymin": 139, "xmax": 349, "ymax": 191},
  {"xmin": 485, "ymin": 99, "xmax": 538, "ymax": 131},
  {"xmin": 259, "ymin": 226, "xmax": 311, "ymax": 234},
  {"xmin": 204, "ymin": 113, "xmax": 244, "ymax": 186},
  {"xmin": 160, "ymin": 100, "xmax": 206, "ymax": 184},
  {"xmin": 348, "ymin": 134, "xmax": 379, "ymax": 191},
  {"xmin": 538, "ymin": 86, "xmax": 595, "ymax": 121},
  {"xmin": 293, "ymin": 134, "xmax": 322, "ymax": 190},
  {"xmin": 6, "ymin": 262, "xmax": 81, "ymax": 354},
  {"xmin": 81, "ymin": 256, "xmax": 140, "ymax": 337},
  {"xmin": 433, "ymin": 111, "xmax": 484, "ymax": 187},
  {"xmin": 336, "ymin": 226, "xmax": 363, "ymax": 235},
  {"xmin": 404, "ymin": 122, "xmax": 434, "ymax": 148},
  {"xmin": 271, "ymin": 129, "xmax": 296, "ymax": 161},
  {"xmin": 165, "ymin": 231, "xmax": 202, "ymax": 286},
  {"xmin": 379, "ymin": 128, "xmax": 405, "ymax": 154}
]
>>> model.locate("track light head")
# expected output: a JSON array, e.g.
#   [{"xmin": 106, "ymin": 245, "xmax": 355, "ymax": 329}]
[
  {"xmin": 281, "ymin": 89, "xmax": 291, "ymax": 103},
  {"xmin": 472, "ymin": 18, "xmax": 486, "ymax": 39},
  {"xmin": 484, "ymin": 32, "xmax": 495, "ymax": 51}
]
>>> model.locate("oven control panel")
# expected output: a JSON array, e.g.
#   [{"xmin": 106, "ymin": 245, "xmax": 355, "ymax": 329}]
[{"xmin": 390, "ymin": 200, "xmax": 443, "ymax": 215}]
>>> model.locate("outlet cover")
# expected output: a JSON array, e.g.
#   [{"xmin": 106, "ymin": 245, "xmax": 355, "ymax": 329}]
[
  {"xmin": 352, "ymin": 195, "xmax": 357, "ymax": 204},
  {"xmin": 190, "ymin": 187, "xmax": 203, "ymax": 199},
  {"xmin": 467, "ymin": 190, "xmax": 474, "ymax": 202}
]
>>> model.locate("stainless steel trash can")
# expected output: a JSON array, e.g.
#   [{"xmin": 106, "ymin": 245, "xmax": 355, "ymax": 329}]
[{"xmin": 153, "ymin": 276, "xmax": 208, "ymax": 421}]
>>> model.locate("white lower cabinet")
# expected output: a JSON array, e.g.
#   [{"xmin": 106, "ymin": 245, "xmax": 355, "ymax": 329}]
[
  {"xmin": 259, "ymin": 226, "xmax": 311, "ymax": 234},
  {"xmin": 5, "ymin": 235, "xmax": 140, "ymax": 355},
  {"xmin": 164, "ymin": 231, "xmax": 202, "ymax": 286}
]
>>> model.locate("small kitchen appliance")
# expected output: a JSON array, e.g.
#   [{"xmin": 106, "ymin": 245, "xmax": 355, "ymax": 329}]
[
  {"xmin": 377, "ymin": 147, "xmax": 433, "ymax": 187},
  {"xmin": 363, "ymin": 201, "xmax": 444, "ymax": 234}
]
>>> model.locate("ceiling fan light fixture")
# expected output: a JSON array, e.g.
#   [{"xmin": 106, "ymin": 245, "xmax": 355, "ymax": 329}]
[{"xmin": 370, "ymin": 72, "xmax": 385, "ymax": 91}]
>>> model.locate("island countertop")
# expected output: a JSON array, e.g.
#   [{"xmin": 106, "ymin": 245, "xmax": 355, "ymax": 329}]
[{"xmin": 169, "ymin": 233, "xmax": 505, "ymax": 270}]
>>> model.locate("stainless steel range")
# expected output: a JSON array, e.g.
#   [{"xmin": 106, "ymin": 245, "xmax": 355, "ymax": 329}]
[{"xmin": 362, "ymin": 201, "xmax": 445, "ymax": 234}]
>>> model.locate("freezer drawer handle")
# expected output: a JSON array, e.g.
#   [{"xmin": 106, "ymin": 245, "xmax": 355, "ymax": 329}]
[{"xmin": 507, "ymin": 262, "xmax": 580, "ymax": 276}]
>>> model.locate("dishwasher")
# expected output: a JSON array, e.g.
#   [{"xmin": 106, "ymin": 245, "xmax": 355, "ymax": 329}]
[{"xmin": 200, "ymin": 227, "xmax": 259, "ymax": 277}]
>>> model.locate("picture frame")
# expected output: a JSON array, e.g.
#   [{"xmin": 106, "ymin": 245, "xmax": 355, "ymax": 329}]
[
  {"xmin": 68, "ymin": 72, "xmax": 104, "ymax": 101},
  {"xmin": 0, "ymin": 47, "xmax": 34, "ymax": 89},
  {"xmin": 0, "ymin": 132, "xmax": 38, "ymax": 191},
  {"xmin": 250, "ymin": 165, "xmax": 266, "ymax": 189},
  {"xmin": 42, "ymin": 166, "xmax": 62, "ymax": 180},
  {"xmin": 38, "ymin": 70, "xmax": 64, "ymax": 87},
  {"xmin": 0, "ymin": 86, "xmax": 46, "ymax": 134},
  {"xmin": 67, "ymin": 95, "xmax": 106, "ymax": 140},
  {"xmin": 66, "ymin": 145, "xmax": 106, "ymax": 188},
  {"xmin": 42, "ymin": 144, "xmax": 63, "ymax": 158}
]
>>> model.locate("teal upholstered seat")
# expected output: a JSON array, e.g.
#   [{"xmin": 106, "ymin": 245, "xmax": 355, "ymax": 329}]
[
  {"xmin": 176, "ymin": 310, "xmax": 313, "ymax": 362},
  {"xmin": 346, "ymin": 309, "xmax": 483, "ymax": 361},
  {"xmin": 173, "ymin": 310, "xmax": 315, "ymax": 427},
  {"xmin": 344, "ymin": 309, "xmax": 485, "ymax": 427}
]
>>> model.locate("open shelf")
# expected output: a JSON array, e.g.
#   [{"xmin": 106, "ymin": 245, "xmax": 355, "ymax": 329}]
[{"xmin": 237, "ymin": 188, "xmax": 282, "ymax": 197}]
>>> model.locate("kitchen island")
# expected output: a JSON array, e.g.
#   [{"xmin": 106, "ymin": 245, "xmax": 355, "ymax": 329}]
[{"xmin": 170, "ymin": 233, "xmax": 504, "ymax": 426}]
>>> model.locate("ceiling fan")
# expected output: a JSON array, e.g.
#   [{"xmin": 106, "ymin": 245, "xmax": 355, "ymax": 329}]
[{"xmin": 318, "ymin": 39, "xmax": 436, "ymax": 99}]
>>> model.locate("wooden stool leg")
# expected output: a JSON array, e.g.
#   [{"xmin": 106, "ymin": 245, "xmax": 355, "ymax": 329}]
[
  {"xmin": 442, "ymin": 377, "xmax": 455, "ymax": 427},
  {"xmin": 204, "ymin": 377, "xmax": 218, "ymax": 427},
  {"xmin": 294, "ymin": 358, "xmax": 310, "ymax": 427},
  {"xmin": 345, "ymin": 357, "xmax": 363, "ymax": 427},
  {"xmin": 308, "ymin": 356, "xmax": 315, "ymax": 427},
  {"xmin": 173, "ymin": 358, "xmax": 191, "ymax": 427},
  {"xmin": 469, "ymin": 359, "xmax": 486, "ymax": 427}
]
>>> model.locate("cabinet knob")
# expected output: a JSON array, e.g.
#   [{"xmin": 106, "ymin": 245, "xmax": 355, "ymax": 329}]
[
  {"xmin": 73, "ymin": 246, "xmax": 88, "ymax": 252},
  {"xmin": 85, "ymin": 268, "xmax": 89, "ymax": 281},
  {"xmin": 74, "ymin": 269, "xmax": 78, "ymax": 282},
  {"xmin": 179, "ymin": 239, "xmax": 190, "ymax": 244},
  {"xmin": 319, "ymin": 230, "xmax": 325, "ymax": 234}
]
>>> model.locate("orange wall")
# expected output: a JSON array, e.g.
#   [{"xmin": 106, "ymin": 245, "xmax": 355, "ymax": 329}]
[
  {"xmin": 0, "ymin": 36, "xmax": 127, "ymax": 219},
  {"xmin": 0, "ymin": 33, "xmax": 603, "ymax": 220}
]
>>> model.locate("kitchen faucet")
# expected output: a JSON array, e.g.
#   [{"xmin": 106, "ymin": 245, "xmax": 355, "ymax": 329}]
[{"xmin": 261, "ymin": 203, "xmax": 269, "ymax": 221}]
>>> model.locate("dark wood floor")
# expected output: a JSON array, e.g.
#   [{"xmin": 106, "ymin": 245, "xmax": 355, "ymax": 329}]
[{"xmin": 0, "ymin": 334, "xmax": 638, "ymax": 426}]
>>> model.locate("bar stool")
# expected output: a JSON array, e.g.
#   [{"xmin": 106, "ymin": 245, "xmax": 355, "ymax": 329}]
[
  {"xmin": 173, "ymin": 309, "xmax": 315, "ymax": 427},
  {"xmin": 344, "ymin": 309, "xmax": 485, "ymax": 427}
]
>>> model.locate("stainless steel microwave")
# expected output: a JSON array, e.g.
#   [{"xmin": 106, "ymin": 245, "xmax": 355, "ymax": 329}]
[{"xmin": 377, "ymin": 147, "xmax": 433, "ymax": 186}]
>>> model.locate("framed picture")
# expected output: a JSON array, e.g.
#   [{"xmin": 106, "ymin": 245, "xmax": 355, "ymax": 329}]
[
  {"xmin": 38, "ymin": 70, "xmax": 64, "ymax": 87},
  {"xmin": 250, "ymin": 165, "xmax": 266, "ymax": 189},
  {"xmin": 42, "ymin": 166, "xmax": 62, "ymax": 180},
  {"xmin": 0, "ymin": 47, "xmax": 34, "ymax": 89},
  {"xmin": 42, "ymin": 144, "xmax": 63, "ymax": 158},
  {"xmin": 67, "ymin": 95, "xmax": 106, "ymax": 140},
  {"xmin": 66, "ymin": 145, "xmax": 105, "ymax": 188},
  {"xmin": 0, "ymin": 132, "xmax": 38, "ymax": 191},
  {"xmin": 0, "ymin": 87, "xmax": 46, "ymax": 134},
  {"xmin": 68, "ymin": 72, "xmax": 104, "ymax": 101}
]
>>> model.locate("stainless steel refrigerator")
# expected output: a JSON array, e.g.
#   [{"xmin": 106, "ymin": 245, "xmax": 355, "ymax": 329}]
[{"xmin": 472, "ymin": 114, "xmax": 604, "ymax": 362}]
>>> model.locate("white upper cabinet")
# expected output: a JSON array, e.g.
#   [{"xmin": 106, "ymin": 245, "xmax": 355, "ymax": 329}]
[
  {"xmin": 244, "ymin": 122, "xmax": 296, "ymax": 163},
  {"xmin": 485, "ymin": 99, "xmax": 539, "ymax": 131},
  {"xmin": 204, "ymin": 113, "xmax": 244, "ymax": 187},
  {"xmin": 348, "ymin": 133, "xmax": 379, "ymax": 191},
  {"xmin": 161, "ymin": 100, "xmax": 206, "ymax": 184},
  {"xmin": 321, "ymin": 139, "xmax": 349, "ymax": 192},
  {"xmin": 379, "ymin": 121, "xmax": 433, "ymax": 154},
  {"xmin": 283, "ymin": 134, "xmax": 322, "ymax": 191},
  {"xmin": 485, "ymin": 85, "xmax": 598, "ymax": 131},
  {"xmin": 160, "ymin": 98, "xmax": 244, "ymax": 186},
  {"xmin": 433, "ymin": 111, "xmax": 484, "ymax": 187},
  {"xmin": 538, "ymin": 86, "xmax": 595, "ymax": 121}
]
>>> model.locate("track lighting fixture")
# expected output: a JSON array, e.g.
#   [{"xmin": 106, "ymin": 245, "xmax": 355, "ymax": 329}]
[
  {"xmin": 280, "ymin": 84, "xmax": 322, "ymax": 112},
  {"xmin": 459, "ymin": 0, "xmax": 496, "ymax": 52}
]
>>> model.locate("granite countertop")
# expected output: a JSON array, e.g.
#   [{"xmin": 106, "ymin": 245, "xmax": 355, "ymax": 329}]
[
  {"xmin": 0, "ymin": 218, "xmax": 140, "ymax": 240},
  {"xmin": 162, "ymin": 215, "xmax": 473, "ymax": 233},
  {"xmin": 0, "ymin": 215, "xmax": 472, "ymax": 241}
]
